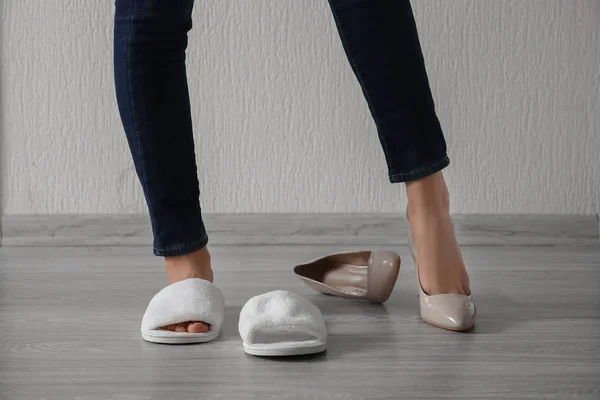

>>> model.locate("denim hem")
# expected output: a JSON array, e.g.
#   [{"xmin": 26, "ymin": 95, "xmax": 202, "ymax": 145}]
[
  {"xmin": 388, "ymin": 155, "xmax": 450, "ymax": 183},
  {"xmin": 153, "ymin": 235, "xmax": 209, "ymax": 257}
]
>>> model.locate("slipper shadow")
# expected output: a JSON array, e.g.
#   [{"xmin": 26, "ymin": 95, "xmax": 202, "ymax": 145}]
[
  {"xmin": 245, "ymin": 351, "xmax": 328, "ymax": 363},
  {"xmin": 303, "ymin": 294, "xmax": 398, "ymax": 360},
  {"xmin": 217, "ymin": 305, "xmax": 244, "ymax": 342},
  {"xmin": 217, "ymin": 300, "xmax": 395, "ymax": 362}
]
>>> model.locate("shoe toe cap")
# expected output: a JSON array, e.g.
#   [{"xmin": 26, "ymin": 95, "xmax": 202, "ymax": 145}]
[{"xmin": 421, "ymin": 294, "xmax": 476, "ymax": 331}]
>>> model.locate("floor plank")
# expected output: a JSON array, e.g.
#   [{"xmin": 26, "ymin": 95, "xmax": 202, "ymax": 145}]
[
  {"xmin": 3, "ymin": 213, "xmax": 598, "ymax": 247},
  {"xmin": 1, "ymin": 245, "xmax": 599, "ymax": 400}
]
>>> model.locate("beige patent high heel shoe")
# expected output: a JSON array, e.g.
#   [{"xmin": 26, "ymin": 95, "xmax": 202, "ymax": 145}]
[
  {"xmin": 294, "ymin": 250, "xmax": 401, "ymax": 304},
  {"xmin": 408, "ymin": 234, "xmax": 476, "ymax": 331}
]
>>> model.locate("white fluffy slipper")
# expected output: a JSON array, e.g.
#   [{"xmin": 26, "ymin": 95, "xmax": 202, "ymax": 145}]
[
  {"xmin": 238, "ymin": 290, "xmax": 327, "ymax": 356},
  {"xmin": 141, "ymin": 278, "xmax": 225, "ymax": 344}
]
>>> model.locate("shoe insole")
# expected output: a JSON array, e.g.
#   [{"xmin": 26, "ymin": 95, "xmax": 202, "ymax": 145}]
[{"xmin": 312, "ymin": 260, "xmax": 369, "ymax": 297}]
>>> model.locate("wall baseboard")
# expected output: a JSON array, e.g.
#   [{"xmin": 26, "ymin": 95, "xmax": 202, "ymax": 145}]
[{"xmin": 1, "ymin": 214, "xmax": 598, "ymax": 247}]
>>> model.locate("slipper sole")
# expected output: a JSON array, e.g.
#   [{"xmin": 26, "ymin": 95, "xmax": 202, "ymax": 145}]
[
  {"xmin": 142, "ymin": 329, "xmax": 220, "ymax": 344},
  {"xmin": 243, "ymin": 342, "xmax": 327, "ymax": 357}
]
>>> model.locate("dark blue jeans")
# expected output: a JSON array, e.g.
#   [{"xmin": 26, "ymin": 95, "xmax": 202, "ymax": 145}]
[{"xmin": 114, "ymin": 0, "xmax": 449, "ymax": 257}]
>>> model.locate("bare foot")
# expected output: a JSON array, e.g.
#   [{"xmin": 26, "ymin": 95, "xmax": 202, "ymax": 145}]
[
  {"xmin": 406, "ymin": 172, "xmax": 471, "ymax": 296},
  {"xmin": 160, "ymin": 247, "xmax": 214, "ymax": 333}
]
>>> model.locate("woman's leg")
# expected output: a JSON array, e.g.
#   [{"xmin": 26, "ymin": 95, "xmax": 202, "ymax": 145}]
[
  {"xmin": 327, "ymin": 0, "xmax": 470, "ymax": 296},
  {"xmin": 114, "ymin": 0, "xmax": 213, "ymax": 332}
]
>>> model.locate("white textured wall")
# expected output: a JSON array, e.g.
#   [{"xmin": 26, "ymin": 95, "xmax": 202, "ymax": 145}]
[{"xmin": 1, "ymin": 0, "xmax": 599, "ymax": 214}]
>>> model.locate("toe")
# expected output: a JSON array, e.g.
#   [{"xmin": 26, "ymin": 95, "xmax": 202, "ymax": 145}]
[
  {"xmin": 160, "ymin": 324, "xmax": 176, "ymax": 331},
  {"xmin": 187, "ymin": 322, "xmax": 210, "ymax": 333},
  {"xmin": 159, "ymin": 322, "xmax": 210, "ymax": 333}
]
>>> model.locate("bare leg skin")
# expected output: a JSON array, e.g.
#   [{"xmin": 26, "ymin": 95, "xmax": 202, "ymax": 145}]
[
  {"xmin": 406, "ymin": 172, "xmax": 471, "ymax": 296},
  {"xmin": 159, "ymin": 247, "xmax": 214, "ymax": 333}
]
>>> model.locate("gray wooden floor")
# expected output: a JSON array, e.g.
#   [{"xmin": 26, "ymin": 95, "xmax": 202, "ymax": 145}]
[{"xmin": 1, "ymin": 245, "xmax": 599, "ymax": 400}]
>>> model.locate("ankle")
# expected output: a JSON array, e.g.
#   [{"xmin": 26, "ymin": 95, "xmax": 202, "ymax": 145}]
[
  {"xmin": 165, "ymin": 247, "xmax": 213, "ymax": 284},
  {"xmin": 406, "ymin": 172, "xmax": 450, "ymax": 218}
]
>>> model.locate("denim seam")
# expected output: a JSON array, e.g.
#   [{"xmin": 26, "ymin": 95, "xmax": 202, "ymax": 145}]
[
  {"xmin": 328, "ymin": 6, "xmax": 394, "ymax": 168},
  {"xmin": 125, "ymin": 0, "xmax": 158, "ymax": 246},
  {"xmin": 389, "ymin": 155, "xmax": 449, "ymax": 178},
  {"xmin": 153, "ymin": 235, "xmax": 208, "ymax": 253}
]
